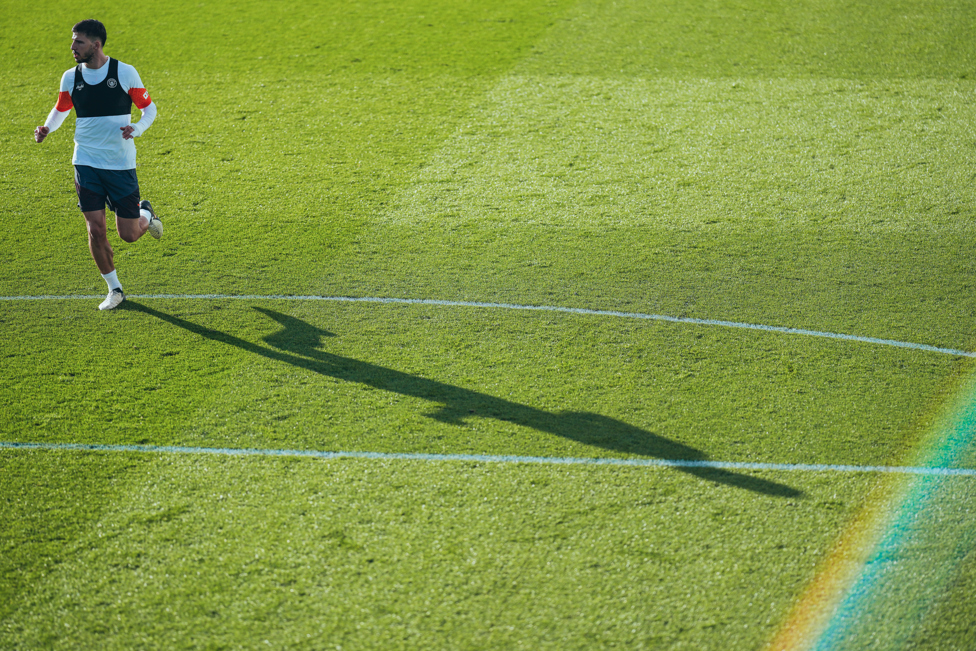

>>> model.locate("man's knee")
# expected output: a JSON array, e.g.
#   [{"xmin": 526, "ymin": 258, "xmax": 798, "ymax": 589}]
[{"xmin": 83, "ymin": 211, "xmax": 108, "ymax": 238}]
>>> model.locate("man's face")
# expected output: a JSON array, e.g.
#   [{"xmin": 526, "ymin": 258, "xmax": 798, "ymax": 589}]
[{"xmin": 71, "ymin": 32, "xmax": 98, "ymax": 64}]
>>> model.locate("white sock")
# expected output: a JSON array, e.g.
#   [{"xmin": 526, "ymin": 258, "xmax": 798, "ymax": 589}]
[{"xmin": 101, "ymin": 270, "xmax": 122, "ymax": 292}]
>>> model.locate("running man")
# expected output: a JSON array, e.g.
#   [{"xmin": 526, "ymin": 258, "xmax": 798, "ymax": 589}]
[{"xmin": 34, "ymin": 18, "xmax": 162, "ymax": 310}]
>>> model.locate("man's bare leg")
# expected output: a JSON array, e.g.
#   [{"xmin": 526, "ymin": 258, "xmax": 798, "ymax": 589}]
[
  {"xmin": 83, "ymin": 209, "xmax": 114, "ymax": 273},
  {"xmin": 84, "ymin": 209, "xmax": 125, "ymax": 310},
  {"xmin": 116, "ymin": 210, "xmax": 150, "ymax": 243}
]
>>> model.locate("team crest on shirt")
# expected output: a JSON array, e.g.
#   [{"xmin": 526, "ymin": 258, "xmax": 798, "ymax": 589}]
[
  {"xmin": 76, "ymin": 83, "xmax": 84, "ymax": 91},
  {"xmin": 107, "ymin": 78, "xmax": 118, "ymax": 88}
]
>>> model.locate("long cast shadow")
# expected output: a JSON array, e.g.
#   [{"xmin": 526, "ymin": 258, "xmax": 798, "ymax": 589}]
[{"xmin": 126, "ymin": 301, "xmax": 802, "ymax": 498}]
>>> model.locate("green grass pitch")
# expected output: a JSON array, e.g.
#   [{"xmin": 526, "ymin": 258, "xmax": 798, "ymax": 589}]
[{"xmin": 2, "ymin": 0, "xmax": 976, "ymax": 648}]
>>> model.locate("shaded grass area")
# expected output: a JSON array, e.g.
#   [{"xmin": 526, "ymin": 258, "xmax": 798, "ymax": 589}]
[{"xmin": 519, "ymin": 0, "xmax": 976, "ymax": 79}]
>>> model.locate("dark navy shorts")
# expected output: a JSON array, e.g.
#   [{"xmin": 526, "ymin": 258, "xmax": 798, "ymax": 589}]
[{"xmin": 74, "ymin": 165, "xmax": 141, "ymax": 219}]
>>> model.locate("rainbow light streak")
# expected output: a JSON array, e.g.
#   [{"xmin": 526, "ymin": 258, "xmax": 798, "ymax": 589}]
[{"xmin": 769, "ymin": 369, "xmax": 976, "ymax": 650}]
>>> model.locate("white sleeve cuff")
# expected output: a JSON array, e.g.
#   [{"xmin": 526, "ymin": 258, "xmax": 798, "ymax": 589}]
[{"xmin": 130, "ymin": 101, "xmax": 158, "ymax": 137}]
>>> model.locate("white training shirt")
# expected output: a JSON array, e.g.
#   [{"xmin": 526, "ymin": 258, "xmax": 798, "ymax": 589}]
[{"xmin": 44, "ymin": 59, "xmax": 157, "ymax": 170}]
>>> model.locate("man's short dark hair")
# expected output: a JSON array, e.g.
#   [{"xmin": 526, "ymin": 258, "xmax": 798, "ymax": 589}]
[{"xmin": 73, "ymin": 19, "xmax": 107, "ymax": 46}]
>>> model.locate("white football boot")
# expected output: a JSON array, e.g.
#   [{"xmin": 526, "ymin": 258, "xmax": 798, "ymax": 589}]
[
  {"xmin": 99, "ymin": 287, "xmax": 125, "ymax": 310},
  {"xmin": 141, "ymin": 200, "xmax": 163, "ymax": 239}
]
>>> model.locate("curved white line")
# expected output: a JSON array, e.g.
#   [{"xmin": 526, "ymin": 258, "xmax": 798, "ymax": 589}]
[{"xmin": 2, "ymin": 293, "xmax": 973, "ymax": 358}]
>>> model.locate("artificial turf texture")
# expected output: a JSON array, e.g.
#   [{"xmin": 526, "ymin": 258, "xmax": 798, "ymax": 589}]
[{"xmin": 2, "ymin": 0, "xmax": 976, "ymax": 648}]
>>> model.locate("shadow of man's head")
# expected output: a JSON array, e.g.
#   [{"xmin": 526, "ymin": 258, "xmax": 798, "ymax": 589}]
[{"xmin": 532, "ymin": 411, "xmax": 803, "ymax": 498}]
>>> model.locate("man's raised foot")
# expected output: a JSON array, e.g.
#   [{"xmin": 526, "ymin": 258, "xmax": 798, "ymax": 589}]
[{"xmin": 141, "ymin": 200, "xmax": 163, "ymax": 239}]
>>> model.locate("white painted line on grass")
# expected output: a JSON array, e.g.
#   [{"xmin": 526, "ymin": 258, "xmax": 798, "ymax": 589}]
[
  {"xmin": 2, "ymin": 293, "xmax": 974, "ymax": 358},
  {"xmin": 2, "ymin": 441, "xmax": 975, "ymax": 477}
]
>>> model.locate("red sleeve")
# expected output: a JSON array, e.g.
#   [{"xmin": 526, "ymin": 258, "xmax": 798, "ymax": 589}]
[
  {"xmin": 129, "ymin": 87, "xmax": 152, "ymax": 109},
  {"xmin": 55, "ymin": 91, "xmax": 73, "ymax": 112}
]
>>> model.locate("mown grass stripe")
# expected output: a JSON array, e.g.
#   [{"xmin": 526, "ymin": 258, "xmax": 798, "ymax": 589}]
[
  {"xmin": 2, "ymin": 293, "xmax": 974, "ymax": 358},
  {"xmin": 2, "ymin": 441, "xmax": 975, "ymax": 477}
]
